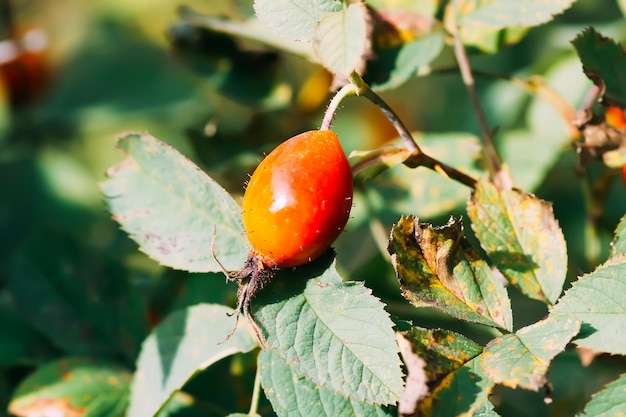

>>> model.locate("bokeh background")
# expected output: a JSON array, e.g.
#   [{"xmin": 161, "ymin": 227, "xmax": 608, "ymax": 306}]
[{"xmin": 1, "ymin": 0, "xmax": 626, "ymax": 416}]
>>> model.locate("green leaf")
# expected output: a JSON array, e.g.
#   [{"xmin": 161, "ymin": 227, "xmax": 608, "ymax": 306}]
[
  {"xmin": 365, "ymin": 10, "xmax": 445, "ymax": 90},
  {"xmin": 178, "ymin": 6, "xmax": 314, "ymax": 60},
  {"xmin": 253, "ymin": 0, "xmax": 343, "ymax": 41},
  {"xmin": 419, "ymin": 357, "xmax": 495, "ymax": 417},
  {"xmin": 253, "ymin": 257, "xmax": 403, "ymax": 406},
  {"xmin": 467, "ymin": 179, "xmax": 567, "ymax": 304},
  {"xmin": 610, "ymin": 214, "xmax": 626, "ymax": 258},
  {"xmin": 259, "ymin": 349, "xmax": 395, "ymax": 417},
  {"xmin": 474, "ymin": 400, "xmax": 500, "ymax": 416},
  {"xmin": 551, "ymin": 260, "xmax": 626, "ymax": 355},
  {"xmin": 9, "ymin": 357, "xmax": 131, "ymax": 417},
  {"xmin": 313, "ymin": 2, "xmax": 372, "ymax": 78},
  {"xmin": 578, "ymin": 373, "xmax": 626, "ymax": 417},
  {"xmin": 458, "ymin": 0, "xmax": 575, "ymax": 30},
  {"xmin": 365, "ymin": 132, "xmax": 482, "ymax": 219},
  {"xmin": 127, "ymin": 304, "xmax": 258, "ymax": 417},
  {"xmin": 572, "ymin": 28, "xmax": 626, "ymax": 107},
  {"xmin": 100, "ymin": 132, "xmax": 247, "ymax": 272},
  {"xmin": 481, "ymin": 314, "xmax": 580, "ymax": 390},
  {"xmin": 388, "ymin": 216, "xmax": 513, "ymax": 330}
]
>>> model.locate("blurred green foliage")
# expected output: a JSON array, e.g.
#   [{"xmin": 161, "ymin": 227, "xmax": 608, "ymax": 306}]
[{"xmin": 1, "ymin": 0, "xmax": 626, "ymax": 416}]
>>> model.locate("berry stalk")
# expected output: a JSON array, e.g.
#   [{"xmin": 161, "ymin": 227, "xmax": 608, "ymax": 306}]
[{"xmin": 345, "ymin": 72, "xmax": 477, "ymax": 188}]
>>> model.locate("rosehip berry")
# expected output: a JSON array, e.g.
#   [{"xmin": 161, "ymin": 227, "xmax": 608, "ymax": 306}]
[
  {"xmin": 242, "ymin": 129, "xmax": 354, "ymax": 267},
  {"xmin": 605, "ymin": 106, "xmax": 626, "ymax": 129},
  {"xmin": 225, "ymin": 129, "xmax": 353, "ymax": 343}
]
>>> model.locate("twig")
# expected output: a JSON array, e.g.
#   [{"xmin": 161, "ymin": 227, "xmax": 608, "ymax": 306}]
[
  {"xmin": 448, "ymin": 2, "xmax": 511, "ymax": 189},
  {"xmin": 347, "ymin": 72, "xmax": 477, "ymax": 188}
]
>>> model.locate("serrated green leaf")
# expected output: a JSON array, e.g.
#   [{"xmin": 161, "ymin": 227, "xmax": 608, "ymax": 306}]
[
  {"xmin": 419, "ymin": 356, "xmax": 494, "ymax": 417},
  {"xmin": 467, "ymin": 179, "xmax": 567, "ymax": 304},
  {"xmin": 100, "ymin": 132, "xmax": 247, "ymax": 272},
  {"xmin": 578, "ymin": 373, "xmax": 626, "ymax": 417},
  {"xmin": 572, "ymin": 28, "xmax": 626, "ymax": 107},
  {"xmin": 399, "ymin": 327, "xmax": 483, "ymax": 382},
  {"xmin": 313, "ymin": 2, "xmax": 372, "ymax": 78},
  {"xmin": 127, "ymin": 304, "xmax": 257, "ymax": 417},
  {"xmin": 389, "ymin": 216, "xmax": 513, "ymax": 330},
  {"xmin": 610, "ymin": 214, "xmax": 626, "ymax": 258},
  {"xmin": 481, "ymin": 314, "xmax": 580, "ymax": 390},
  {"xmin": 474, "ymin": 400, "xmax": 500, "ymax": 416},
  {"xmin": 365, "ymin": 132, "xmax": 482, "ymax": 219},
  {"xmin": 253, "ymin": 0, "xmax": 342, "ymax": 41},
  {"xmin": 178, "ymin": 6, "xmax": 314, "ymax": 61},
  {"xmin": 9, "ymin": 358, "xmax": 131, "ymax": 417},
  {"xmin": 253, "ymin": 258, "xmax": 403, "ymax": 406},
  {"xmin": 551, "ymin": 260, "xmax": 626, "ymax": 355},
  {"xmin": 459, "ymin": 0, "xmax": 575, "ymax": 30},
  {"xmin": 259, "ymin": 349, "xmax": 395, "ymax": 417}
]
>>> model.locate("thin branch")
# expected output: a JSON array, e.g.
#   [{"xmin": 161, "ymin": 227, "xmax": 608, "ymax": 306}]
[
  {"xmin": 452, "ymin": 35, "xmax": 502, "ymax": 177},
  {"xmin": 347, "ymin": 72, "xmax": 477, "ymax": 189}
]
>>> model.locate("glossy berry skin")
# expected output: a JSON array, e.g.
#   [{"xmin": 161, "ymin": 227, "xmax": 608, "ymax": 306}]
[{"xmin": 242, "ymin": 130, "xmax": 353, "ymax": 268}]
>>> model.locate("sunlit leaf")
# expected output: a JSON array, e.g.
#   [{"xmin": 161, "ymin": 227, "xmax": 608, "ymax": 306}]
[
  {"xmin": 259, "ymin": 350, "xmax": 395, "ymax": 417},
  {"xmin": 253, "ymin": 0, "xmax": 342, "ymax": 41},
  {"xmin": 458, "ymin": 0, "xmax": 575, "ymax": 30},
  {"xmin": 127, "ymin": 304, "xmax": 257, "ymax": 417},
  {"xmin": 9, "ymin": 358, "xmax": 131, "ymax": 417},
  {"xmin": 481, "ymin": 314, "xmax": 580, "ymax": 390},
  {"xmin": 178, "ymin": 6, "xmax": 314, "ymax": 59},
  {"xmin": 551, "ymin": 259, "xmax": 626, "ymax": 355},
  {"xmin": 610, "ymin": 214, "xmax": 626, "ymax": 258},
  {"xmin": 389, "ymin": 216, "xmax": 513, "ymax": 330},
  {"xmin": 578, "ymin": 373, "xmax": 626, "ymax": 417},
  {"xmin": 313, "ymin": 2, "xmax": 372, "ymax": 78},
  {"xmin": 253, "ymin": 257, "xmax": 404, "ymax": 406},
  {"xmin": 474, "ymin": 400, "xmax": 500, "ymax": 416},
  {"xmin": 467, "ymin": 179, "xmax": 567, "ymax": 304},
  {"xmin": 101, "ymin": 132, "xmax": 247, "ymax": 272}
]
